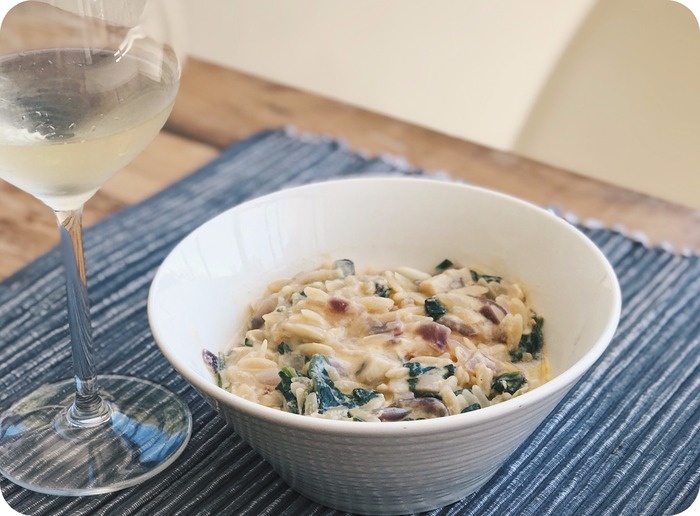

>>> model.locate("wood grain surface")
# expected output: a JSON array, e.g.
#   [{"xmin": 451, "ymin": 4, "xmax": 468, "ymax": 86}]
[{"xmin": 2, "ymin": 57, "xmax": 699, "ymax": 281}]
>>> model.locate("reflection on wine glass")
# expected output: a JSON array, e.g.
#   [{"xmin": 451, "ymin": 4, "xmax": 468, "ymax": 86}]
[{"xmin": 0, "ymin": 1, "xmax": 191, "ymax": 495}]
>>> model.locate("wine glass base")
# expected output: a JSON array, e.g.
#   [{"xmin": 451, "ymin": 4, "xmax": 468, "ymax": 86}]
[{"xmin": 0, "ymin": 375, "xmax": 192, "ymax": 496}]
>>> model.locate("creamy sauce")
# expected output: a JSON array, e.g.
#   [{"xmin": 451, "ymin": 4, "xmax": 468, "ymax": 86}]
[{"xmin": 210, "ymin": 259, "xmax": 550, "ymax": 421}]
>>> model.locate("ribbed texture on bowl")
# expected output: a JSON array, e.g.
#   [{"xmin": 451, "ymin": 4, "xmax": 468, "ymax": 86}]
[{"xmin": 201, "ymin": 388, "xmax": 568, "ymax": 515}]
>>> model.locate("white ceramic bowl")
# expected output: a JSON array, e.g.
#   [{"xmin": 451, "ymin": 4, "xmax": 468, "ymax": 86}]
[{"xmin": 148, "ymin": 177, "xmax": 621, "ymax": 515}]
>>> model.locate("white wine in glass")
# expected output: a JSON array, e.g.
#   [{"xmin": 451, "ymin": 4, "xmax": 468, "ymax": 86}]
[
  {"xmin": 0, "ymin": 0, "xmax": 191, "ymax": 495},
  {"xmin": 0, "ymin": 48, "xmax": 177, "ymax": 210}
]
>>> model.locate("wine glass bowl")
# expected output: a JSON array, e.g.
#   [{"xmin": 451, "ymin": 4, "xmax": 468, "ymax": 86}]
[
  {"xmin": 0, "ymin": 1, "xmax": 180, "ymax": 211},
  {"xmin": 0, "ymin": 0, "xmax": 191, "ymax": 495}
]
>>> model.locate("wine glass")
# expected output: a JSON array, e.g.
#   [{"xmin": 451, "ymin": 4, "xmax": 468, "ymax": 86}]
[{"xmin": 0, "ymin": 0, "xmax": 191, "ymax": 495}]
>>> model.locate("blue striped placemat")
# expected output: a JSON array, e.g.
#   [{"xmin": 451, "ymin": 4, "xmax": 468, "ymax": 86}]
[{"xmin": 0, "ymin": 129, "xmax": 698, "ymax": 515}]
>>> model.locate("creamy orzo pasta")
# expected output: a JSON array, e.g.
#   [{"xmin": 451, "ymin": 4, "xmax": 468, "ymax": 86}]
[{"xmin": 204, "ymin": 259, "xmax": 550, "ymax": 421}]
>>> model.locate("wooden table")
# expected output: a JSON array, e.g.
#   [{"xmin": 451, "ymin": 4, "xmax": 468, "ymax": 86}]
[{"xmin": 2, "ymin": 57, "xmax": 699, "ymax": 281}]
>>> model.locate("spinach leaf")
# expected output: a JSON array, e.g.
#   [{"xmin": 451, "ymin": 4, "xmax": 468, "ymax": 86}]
[
  {"xmin": 435, "ymin": 259, "xmax": 454, "ymax": 271},
  {"xmin": 405, "ymin": 362, "xmax": 437, "ymax": 393},
  {"xmin": 307, "ymin": 354, "xmax": 354, "ymax": 413},
  {"xmin": 374, "ymin": 282, "xmax": 391, "ymax": 298},
  {"xmin": 470, "ymin": 270, "xmax": 502, "ymax": 283},
  {"xmin": 215, "ymin": 352, "xmax": 226, "ymax": 387},
  {"xmin": 491, "ymin": 371, "xmax": 527, "ymax": 395},
  {"xmin": 277, "ymin": 342, "xmax": 292, "ymax": 354},
  {"xmin": 510, "ymin": 315, "xmax": 544, "ymax": 362},
  {"xmin": 443, "ymin": 364, "xmax": 456, "ymax": 378},
  {"xmin": 276, "ymin": 366, "xmax": 300, "ymax": 413},
  {"xmin": 405, "ymin": 362, "xmax": 436, "ymax": 377},
  {"xmin": 352, "ymin": 388, "xmax": 380, "ymax": 406},
  {"xmin": 461, "ymin": 403, "xmax": 481, "ymax": 413},
  {"xmin": 424, "ymin": 297, "xmax": 447, "ymax": 321},
  {"xmin": 404, "ymin": 362, "xmax": 457, "ymax": 389}
]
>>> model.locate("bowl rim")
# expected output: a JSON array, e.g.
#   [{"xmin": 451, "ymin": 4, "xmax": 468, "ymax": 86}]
[{"xmin": 148, "ymin": 176, "xmax": 622, "ymax": 435}]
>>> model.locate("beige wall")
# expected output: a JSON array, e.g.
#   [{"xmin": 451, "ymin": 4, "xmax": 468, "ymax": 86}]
[
  {"xmin": 515, "ymin": 0, "xmax": 700, "ymax": 209},
  {"xmin": 182, "ymin": 0, "xmax": 700, "ymax": 209},
  {"xmin": 182, "ymin": 0, "xmax": 596, "ymax": 150}
]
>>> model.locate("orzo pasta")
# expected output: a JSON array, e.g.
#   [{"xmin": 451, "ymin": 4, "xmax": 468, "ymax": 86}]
[{"xmin": 204, "ymin": 259, "xmax": 550, "ymax": 421}]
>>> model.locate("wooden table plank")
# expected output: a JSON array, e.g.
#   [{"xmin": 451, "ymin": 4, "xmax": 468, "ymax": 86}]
[
  {"xmin": 2, "ymin": 56, "xmax": 699, "ymax": 282},
  {"xmin": 168, "ymin": 58, "xmax": 700, "ymax": 254}
]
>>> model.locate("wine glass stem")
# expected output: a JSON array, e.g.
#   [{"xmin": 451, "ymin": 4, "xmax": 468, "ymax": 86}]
[{"xmin": 56, "ymin": 208, "xmax": 111, "ymax": 427}]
